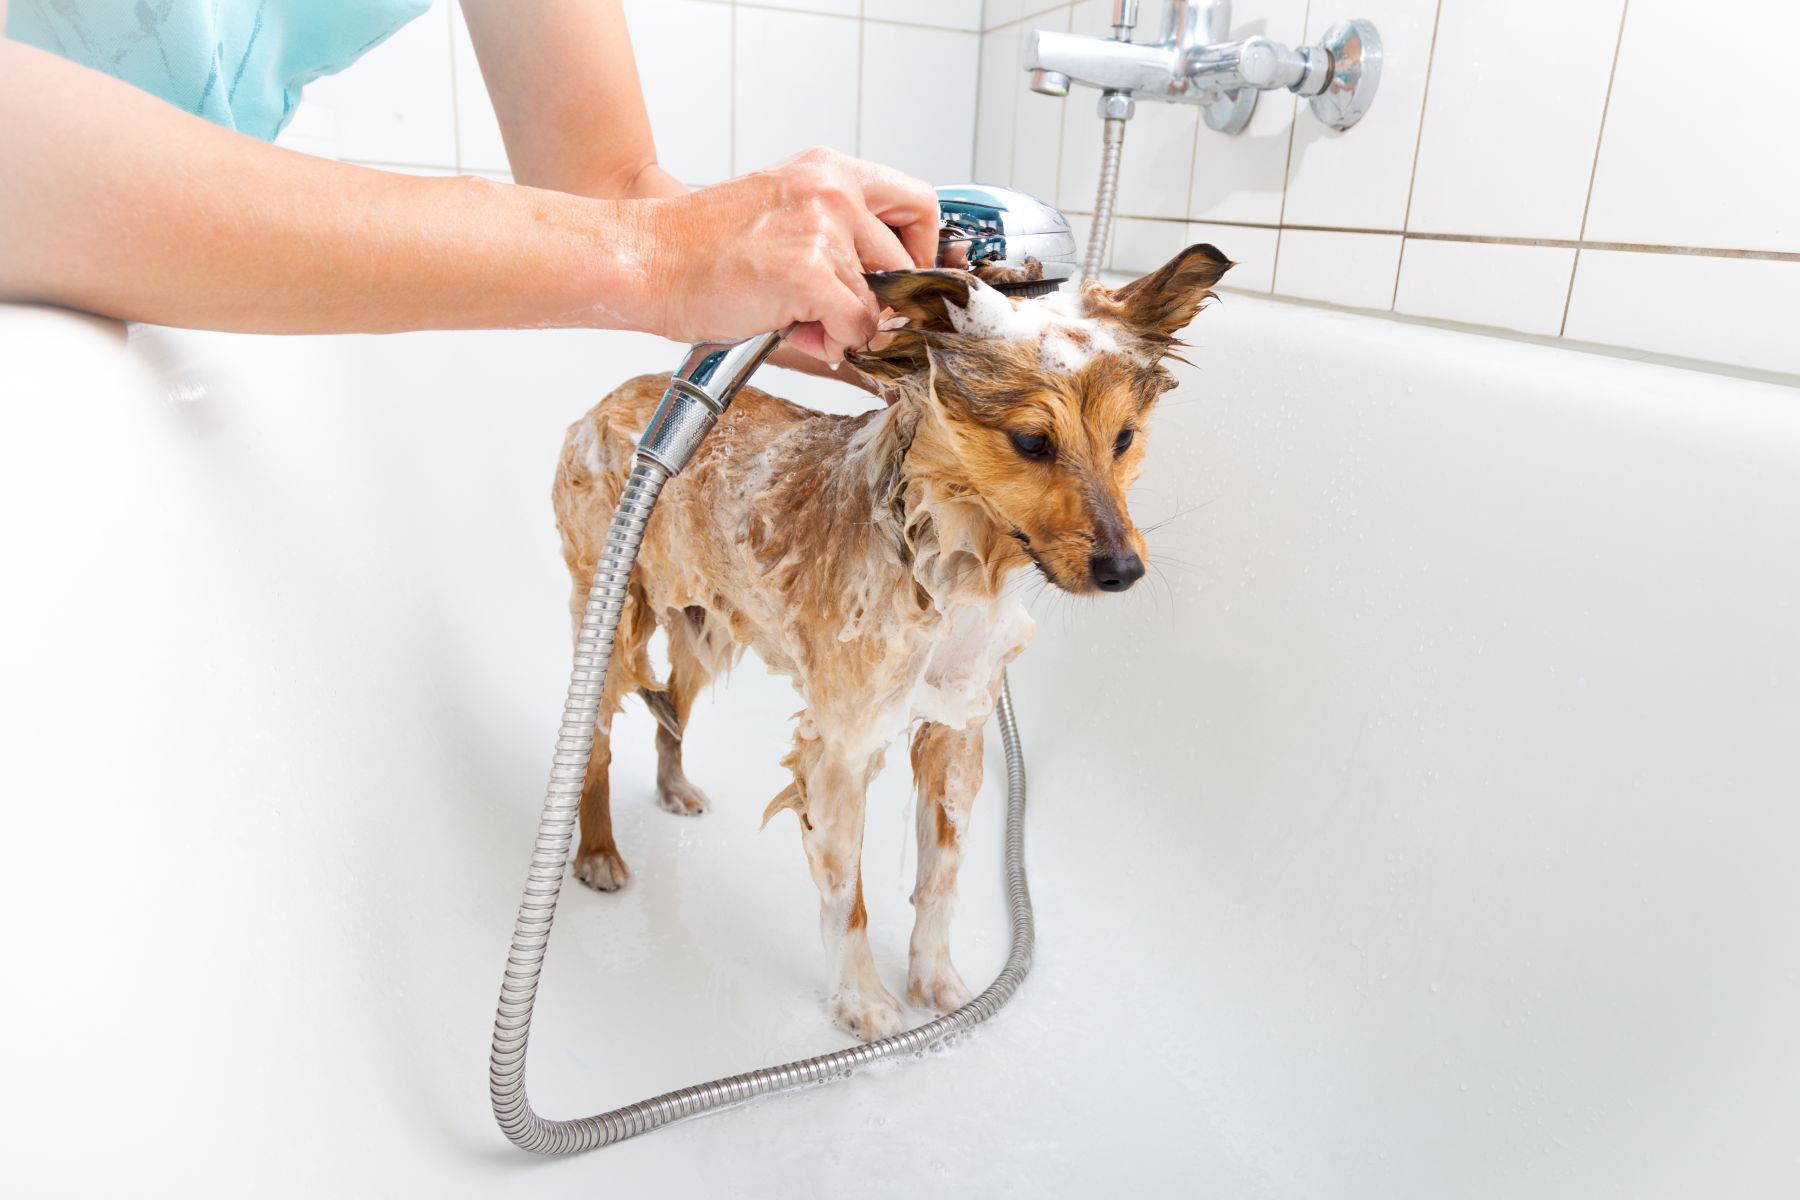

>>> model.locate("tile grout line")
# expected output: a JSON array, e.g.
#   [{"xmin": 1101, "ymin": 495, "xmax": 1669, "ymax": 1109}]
[
  {"xmin": 971, "ymin": 16, "xmax": 988, "ymax": 183},
  {"xmin": 1561, "ymin": 0, "xmax": 1630, "ymax": 337},
  {"xmin": 1050, "ymin": 211, "xmax": 1800, "ymax": 263},
  {"xmin": 728, "ymin": 1, "xmax": 737, "ymax": 177},
  {"xmin": 984, "ymin": 1, "xmax": 1079, "ymax": 36},
  {"xmin": 446, "ymin": 5, "xmax": 462, "ymax": 175},
  {"xmin": 1390, "ymin": 0, "xmax": 1444, "ymax": 313},
  {"xmin": 855, "ymin": 1, "xmax": 865, "ymax": 157},
  {"xmin": 1049, "ymin": 4, "xmax": 1069, "ymax": 233},
  {"xmin": 1006, "ymin": 22, "xmax": 1022, "ymax": 189},
  {"xmin": 733, "ymin": 1, "xmax": 983, "ymax": 35},
  {"xmin": 1268, "ymin": 0, "xmax": 1311, "ymax": 295},
  {"xmin": 1174, "ymin": 0, "xmax": 1204, "ymax": 258}
]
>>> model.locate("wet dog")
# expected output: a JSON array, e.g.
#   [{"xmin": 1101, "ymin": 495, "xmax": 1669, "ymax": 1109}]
[{"xmin": 553, "ymin": 244, "xmax": 1232, "ymax": 1038}]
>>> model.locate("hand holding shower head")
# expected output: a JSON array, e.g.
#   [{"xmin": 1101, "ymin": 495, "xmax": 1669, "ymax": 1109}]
[{"xmin": 636, "ymin": 184, "xmax": 1075, "ymax": 471}]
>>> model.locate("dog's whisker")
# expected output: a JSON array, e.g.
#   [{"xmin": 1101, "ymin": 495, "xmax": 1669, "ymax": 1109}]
[{"xmin": 1140, "ymin": 496, "xmax": 1221, "ymax": 535}]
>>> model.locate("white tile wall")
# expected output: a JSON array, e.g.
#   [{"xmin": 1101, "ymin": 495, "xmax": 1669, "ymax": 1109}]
[
  {"xmin": 1113, "ymin": 101, "xmax": 1198, "ymax": 220},
  {"xmin": 750, "ymin": 0, "xmax": 859, "ymax": 16},
  {"xmin": 447, "ymin": 3, "xmax": 507, "ymax": 175},
  {"xmin": 290, "ymin": 2, "xmax": 456, "ymax": 169},
  {"xmin": 971, "ymin": 0, "xmax": 1800, "ymax": 378},
  {"xmin": 866, "ymin": 0, "xmax": 983, "ymax": 30},
  {"xmin": 1273, "ymin": 229, "xmax": 1403, "ymax": 310},
  {"xmin": 982, "ymin": 0, "xmax": 1024, "ymax": 27},
  {"xmin": 982, "ymin": 1, "xmax": 1066, "ymax": 31},
  {"xmin": 861, "ymin": 24, "xmax": 979, "ymax": 183},
  {"xmin": 733, "ymin": 7, "xmax": 861, "ymax": 170},
  {"xmin": 1393, "ymin": 239, "xmax": 1575, "ymax": 336},
  {"xmin": 1109, "ymin": 216, "xmax": 1182, "ymax": 275},
  {"xmin": 288, "ymin": 0, "xmax": 981, "ymax": 190},
  {"xmin": 1192, "ymin": 222, "xmax": 1279, "ymax": 293},
  {"xmin": 1279, "ymin": 0, "xmax": 1439, "ymax": 232},
  {"xmin": 1187, "ymin": 0, "xmax": 1307, "ymax": 226},
  {"xmin": 1406, "ymin": 0, "xmax": 1623, "ymax": 241},
  {"xmin": 1055, "ymin": 0, "xmax": 1111, "ymax": 216},
  {"xmin": 973, "ymin": 21, "xmax": 1023, "ymax": 183},
  {"xmin": 624, "ymin": 0, "xmax": 734, "ymax": 185},
  {"xmin": 1103, "ymin": 218, "xmax": 1276, "ymax": 293},
  {"xmin": 1584, "ymin": 0, "xmax": 1800, "ymax": 254},
  {"xmin": 1564, "ymin": 251, "xmax": 1800, "ymax": 377},
  {"xmin": 276, "ymin": 0, "xmax": 1800, "ymax": 379},
  {"xmin": 1009, "ymin": 5, "xmax": 1070, "ymax": 204}
]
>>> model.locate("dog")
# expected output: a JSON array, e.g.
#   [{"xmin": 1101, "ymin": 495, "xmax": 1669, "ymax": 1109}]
[{"xmin": 552, "ymin": 244, "xmax": 1233, "ymax": 1039}]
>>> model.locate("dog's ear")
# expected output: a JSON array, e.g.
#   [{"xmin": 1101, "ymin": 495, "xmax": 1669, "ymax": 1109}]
[
  {"xmin": 866, "ymin": 268, "xmax": 976, "ymax": 331},
  {"xmin": 1106, "ymin": 243, "xmax": 1234, "ymax": 344},
  {"xmin": 847, "ymin": 269, "xmax": 976, "ymax": 383}
]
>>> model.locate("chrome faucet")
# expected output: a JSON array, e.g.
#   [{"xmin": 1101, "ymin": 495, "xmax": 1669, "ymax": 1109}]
[{"xmin": 1025, "ymin": 0, "xmax": 1381, "ymax": 135}]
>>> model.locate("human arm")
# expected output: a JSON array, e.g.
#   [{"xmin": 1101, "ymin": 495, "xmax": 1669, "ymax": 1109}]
[
  {"xmin": 0, "ymin": 23, "xmax": 933, "ymax": 352},
  {"xmin": 458, "ymin": 0, "xmax": 906, "ymax": 378},
  {"xmin": 457, "ymin": 0, "xmax": 686, "ymax": 201}
]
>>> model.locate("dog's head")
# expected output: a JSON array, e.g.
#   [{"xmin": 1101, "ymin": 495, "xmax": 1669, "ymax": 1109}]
[{"xmin": 850, "ymin": 244, "xmax": 1232, "ymax": 595}]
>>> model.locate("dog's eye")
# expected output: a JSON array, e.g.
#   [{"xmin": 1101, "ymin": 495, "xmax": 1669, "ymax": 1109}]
[
  {"xmin": 1009, "ymin": 431, "xmax": 1052, "ymax": 461},
  {"xmin": 1114, "ymin": 427, "xmax": 1136, "ymax": 456}
]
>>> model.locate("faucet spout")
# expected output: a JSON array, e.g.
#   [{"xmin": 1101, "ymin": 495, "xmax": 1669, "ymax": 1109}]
[
  {"xmin": 1025, "ymin": 28, "xmax": 1178, "ymax": 97},
  {"xmin": 1022, "ymin": 1, "xmax": 1381, "ymax": 135}
]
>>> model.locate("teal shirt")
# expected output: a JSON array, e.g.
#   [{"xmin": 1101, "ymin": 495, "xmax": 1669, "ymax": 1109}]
[{"xmin": 7, "ymin": 0, "xmax": 431, "ymax": 140}]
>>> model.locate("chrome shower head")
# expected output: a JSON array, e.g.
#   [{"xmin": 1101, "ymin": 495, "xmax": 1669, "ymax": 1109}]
[{"xmin": 935, "ymin": 184, "xmax": 1078, "ymax": 296}]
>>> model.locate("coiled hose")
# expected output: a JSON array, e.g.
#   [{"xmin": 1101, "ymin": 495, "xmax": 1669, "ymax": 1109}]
[
  {"xmin": 490, "ymin": 453, "xmax": 1036, "ymax": 1154},
  {"xmin": 1083, "ymin": 114, "xmax": 1127, "ymax": 281}
]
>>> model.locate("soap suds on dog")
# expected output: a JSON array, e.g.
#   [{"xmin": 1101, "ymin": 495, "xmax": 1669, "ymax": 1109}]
[{"xmin": 945, "ymin": 279, "xmax": 1127, "ymax": 372}]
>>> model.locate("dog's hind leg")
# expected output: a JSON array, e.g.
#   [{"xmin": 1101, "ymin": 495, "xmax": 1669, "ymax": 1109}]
[
  {"xmin": 643, "ymin": 607, "xmax": 714, "ymax": 816},
  {"xmin": 905, "ymin": 721, "xmax": 981, "ymax": 1013},
  {"xmin": 778, "ymin": 732, "xmax": 905, "ymax": 1040}
]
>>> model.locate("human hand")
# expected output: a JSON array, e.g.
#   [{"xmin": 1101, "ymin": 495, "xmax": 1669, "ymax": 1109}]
[{"xmin": 640, "ymin": 147, "xmax": 938, "ymax": 363}]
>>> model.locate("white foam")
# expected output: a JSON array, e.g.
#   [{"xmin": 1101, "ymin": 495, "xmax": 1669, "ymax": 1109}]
[{"xmin": 945, "ymin": 280, "xmax": 1127, "ymax": 372}]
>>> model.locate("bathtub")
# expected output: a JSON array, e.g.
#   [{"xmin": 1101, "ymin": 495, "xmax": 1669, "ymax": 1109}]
[{"xmin": 4, "ymin": 294, "xmax": 1797, "ymax": 1197}]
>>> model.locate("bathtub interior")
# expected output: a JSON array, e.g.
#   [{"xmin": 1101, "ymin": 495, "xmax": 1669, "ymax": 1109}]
[{"xmin": 4, "ymin": 294, "xmax": 1799, "ymax": 1197}]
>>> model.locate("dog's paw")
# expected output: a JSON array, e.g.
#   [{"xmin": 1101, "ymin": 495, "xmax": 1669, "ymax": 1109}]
[
  {"xmin": 572, "ymin": 847, "xmax": 630, "ymax": 892},
  {"xmin": 830, "ymin": 986, "xmax": 908, "ymax": 1041},
  {"xmin": 906, "ymin": 962, "xmax": 973, "ymax": 1015},
  {"xmin": 656, "ymin": 777, "xmax": 710, "ymax": 816}
]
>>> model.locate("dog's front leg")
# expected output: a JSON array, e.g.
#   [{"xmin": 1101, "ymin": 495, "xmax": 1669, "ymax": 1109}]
[
  {"xmin": 785, "ymin": 735, "xmax": 905, "ymax": 1041},
  {"xmin": 906, "ymin": 722, "xmax": 981, "ymax": 1013}
]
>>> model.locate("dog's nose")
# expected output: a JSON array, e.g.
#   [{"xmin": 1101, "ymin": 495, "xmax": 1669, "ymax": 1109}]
[{"xmin": 1089, "ymin": 552, "xmax": 1145, "ymax": 592}]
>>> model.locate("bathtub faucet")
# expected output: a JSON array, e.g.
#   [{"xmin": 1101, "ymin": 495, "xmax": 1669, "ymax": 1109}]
[{"xmin": 1025, "ymin": 0, "xmax": 1381, "ymax": 135}]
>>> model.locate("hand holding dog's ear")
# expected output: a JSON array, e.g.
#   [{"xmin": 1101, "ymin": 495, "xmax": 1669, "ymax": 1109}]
[
  {"xmin": 847, "ymin": 269, "xmax": 978, "ymax": 382},
  {"xmin": 864, "ymin": 270, "xmax": 976, "ymax": 334},
  {"xmin": 1107, "ymin": 243, "xmax": 1234, "ymax": 342}
]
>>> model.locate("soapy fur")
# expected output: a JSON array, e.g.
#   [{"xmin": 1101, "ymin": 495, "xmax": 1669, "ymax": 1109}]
[{"xmin": 553, "ymin": 244, "xmax": 1233, "ymax": 1039}]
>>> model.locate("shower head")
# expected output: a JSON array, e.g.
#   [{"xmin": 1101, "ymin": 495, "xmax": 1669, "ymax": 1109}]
[{"xmin": 934, "ymin": 184, "xmax": 1078, "ymax": 296}]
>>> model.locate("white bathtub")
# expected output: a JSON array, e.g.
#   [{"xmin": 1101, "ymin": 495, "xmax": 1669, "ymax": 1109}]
[{"xmin": 4, "ymin": 295, "xmax": 1797, "ymax": 1197}]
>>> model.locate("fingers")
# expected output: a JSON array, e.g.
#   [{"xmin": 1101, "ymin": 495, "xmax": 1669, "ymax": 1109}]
[
  {"xmin": 849, "ymin": 210, "xmax": 914, "ymax": 278},
  {"xmin": 783, "ymin": 321, "xmax": 828, "ymax": 361},
  {"xmin": 813, "ymin": 259, "xmax": 879, "ymax": 361},
  {"xmin": 848, "ymin": 160, "xmax": 941, "ymax": 268},
  {"xmin": 851, "ymin": 207, "xmax": 913, "ymax": 274}
]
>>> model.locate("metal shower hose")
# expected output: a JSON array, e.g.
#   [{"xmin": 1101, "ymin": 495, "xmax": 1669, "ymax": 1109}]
[
  {"xmin": 489, "ymin": 455, "xmax": 1037, "ymax": 1154},
  {"xmin": 1083, "ymin": 114, "xmax": 1127, "ymax": 281}
]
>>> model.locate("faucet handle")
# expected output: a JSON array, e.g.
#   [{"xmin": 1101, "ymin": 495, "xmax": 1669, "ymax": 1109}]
[{"xmin": 1306, "ymin": 19, "xmax": 1382, "ymax": 131}]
